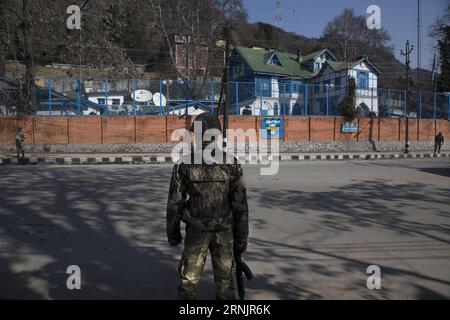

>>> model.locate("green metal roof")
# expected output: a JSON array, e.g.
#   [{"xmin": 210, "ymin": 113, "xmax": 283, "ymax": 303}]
[
  {"xmin": 234, "ymin": 46, "xmax": 381, "ymax": 78},
  {"xmin": 234, "ymin": 46, "xmax": 317, "ymax": 79},
  {"xmin": 326, "ymin": 58, "xmax": 382, "ymax": 74},
  {"xmin": 326, "ymin": 60, "xmax": 349, "ymax": 72}
]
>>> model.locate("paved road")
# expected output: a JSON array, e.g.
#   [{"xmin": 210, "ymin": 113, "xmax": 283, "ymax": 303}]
[{"xmin": 0, "ymin": 159, "xmax": 449, "ymax": 299}]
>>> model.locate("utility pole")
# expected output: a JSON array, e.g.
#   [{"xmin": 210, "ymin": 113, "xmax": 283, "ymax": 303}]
[
  {"xmin": 182, "ymin": 34, "xmax": 190, "ymax": 116},
  {"xmin": 215, "ymin": 23, "xmax": 230, "ymax": 150},
  {"xmin": 417, "ymin": 0, "xmax": 421, "ymax": 89},
  {"xmin": 223, "ymin": 23, "xmax": 230, "ymax": 150},
  {"xmin": 401, "ymin": 40, "xmax": 414, "ymax": 154}
]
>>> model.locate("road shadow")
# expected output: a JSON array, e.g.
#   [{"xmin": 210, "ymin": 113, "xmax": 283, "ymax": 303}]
[
  {"xmin": 246, "ymin": 170, "xmax": 450, "ymax": 299},
  {"xmin": 418, "ymin": 167, "xmax": 450, "ymax": 178},
  {"xmin": 0, "ymin": 165, "xmax": 184, "ymax": 299}
]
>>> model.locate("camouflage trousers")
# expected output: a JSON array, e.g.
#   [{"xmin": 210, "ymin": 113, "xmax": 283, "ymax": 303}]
[
  {"xmin": 178, "ymin": 225, "xmax": 235, "ymax": 300},
  {"xmin": 16, "ymin": 142, "xmax": 24, "ymax": 158}
]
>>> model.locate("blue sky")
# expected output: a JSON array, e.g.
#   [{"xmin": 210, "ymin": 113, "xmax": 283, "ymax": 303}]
[{"xmin": 243, "ymin": 0, "xmax": 448, "ymax": 70}]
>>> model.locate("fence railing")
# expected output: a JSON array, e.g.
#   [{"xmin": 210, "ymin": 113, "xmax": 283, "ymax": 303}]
[{"xmin": 1, "ymin": 77, "xmax": 449, "ymax": 120}]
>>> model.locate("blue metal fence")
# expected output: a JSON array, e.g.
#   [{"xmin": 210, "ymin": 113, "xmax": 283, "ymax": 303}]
[{"xmin": 0, "ymin": 77, "xmax": 449, "ymax": 120}]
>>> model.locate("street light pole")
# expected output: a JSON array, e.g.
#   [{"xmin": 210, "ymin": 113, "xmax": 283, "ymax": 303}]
[{"xmin": 401, "ymin": 40, "xmax": 414, "ymax": 154}]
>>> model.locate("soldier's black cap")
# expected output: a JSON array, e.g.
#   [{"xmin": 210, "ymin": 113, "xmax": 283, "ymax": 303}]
[{"xmin": 190, "ymin": 112, "xmax": 222, "ymax": 133}]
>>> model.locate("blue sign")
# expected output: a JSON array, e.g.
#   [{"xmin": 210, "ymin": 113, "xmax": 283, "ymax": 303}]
[
  {"xmin": 262, "ymin": 118, "xmax": 284, "ymax": 139},
  {"xmin": 341, "ymin": 122, "xmax": 358, "ymax": 133}
]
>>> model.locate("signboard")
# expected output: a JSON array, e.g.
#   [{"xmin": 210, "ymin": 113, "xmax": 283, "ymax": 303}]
[
  {"xmin": 262, "ymin": 118, "xmax": 284, "ymax": 139},
  {"xmin": 341, "ymin": 122, "xmax": 358, "ymax": 133}
]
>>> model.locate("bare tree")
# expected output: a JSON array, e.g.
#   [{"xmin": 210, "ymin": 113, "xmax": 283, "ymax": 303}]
[
  {"xmin": 148, "ymin": 0, "xmax": 247, "ymax": 80},
  {"xmin": 322, "ymin": 8, "xmax": 392, "ymax": 62}
]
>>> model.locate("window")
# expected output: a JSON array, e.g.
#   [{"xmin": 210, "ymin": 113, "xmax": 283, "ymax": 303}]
[
  {"xmin": 256, "ymin": 76, "xmax": 272, "ymax": 97},
  {"xmin": 271, "ymin": 54, "xmax": 282, "ymax": 66},
  {"xmin": 97, "ymin": 98, "xmax": 106, "ymax": 105},
  {"xmin": 267, "ymin": 52, "xmax": 283, "ymax": 66},
  {"xmin": 357, "ymin": 71, "xmax": 369, "ymax": 89},
  {"xmin": 335, "ymin": 76, "xmax": 341, "ymax": 87},
  {"xmin": 315, "ymin": 62, "xmax": 321, "ymax": 71},
  {"xmin": 112, "ymin": 99, "xmax": 120, "ymax": 105},
  {"xmin": 291, "ymin": 81, "xmax": 302, "ymax": 94},
  {"xmin": 314, "ymin": 83, "xmax": 320, "ymax": 94}
]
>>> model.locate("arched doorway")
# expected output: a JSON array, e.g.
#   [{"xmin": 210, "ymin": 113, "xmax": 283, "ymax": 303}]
[
  {"xmin": 242, "ymin": 106, "xmax": 252, "ymax": 115},
  {"xmin": 356, "ymin": 103, "xmax": 370, "ymax": 117},
  {"xmin": 292, "ymin": 102, "xmax": 302, "ymax": 115}
]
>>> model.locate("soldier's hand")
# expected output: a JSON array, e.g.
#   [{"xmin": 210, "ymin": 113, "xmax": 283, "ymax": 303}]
[
  {"xmin": 168, "ymin": 234, "xmax": 182, "ymax": 246},
  {"xmin": 234, "ymin": 241, "xmax": 247, "ymax": 254}
]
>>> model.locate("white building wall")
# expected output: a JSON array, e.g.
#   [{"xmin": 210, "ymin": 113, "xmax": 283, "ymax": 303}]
[
  {"xmin": 87, "ymin": 94, "xmax": 125, "ymax": 107},
  {"xmin": 250, "ymin": 60, "xmax": 380, "ymax": 116},
  {"xmin": 308, "ymin": 61, "xmax": 379, "ymax": 115},
  {"xmin": 167, "ymin": 106, "xmax": 208, "ymax": 116}
]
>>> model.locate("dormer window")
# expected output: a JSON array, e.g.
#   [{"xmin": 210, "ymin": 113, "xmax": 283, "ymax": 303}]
[
  {"xmin": 315, "ymin": 61, "xmax": 321, "ymax": 71},
  {"xmin": 266, "ymin": 51, "xmax": 283, "ymax": 67}
]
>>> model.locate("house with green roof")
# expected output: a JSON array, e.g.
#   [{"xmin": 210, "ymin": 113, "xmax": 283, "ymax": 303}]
[{"xmin": 229, "ymin": 46, "xmax": 382, "ymax": 116}]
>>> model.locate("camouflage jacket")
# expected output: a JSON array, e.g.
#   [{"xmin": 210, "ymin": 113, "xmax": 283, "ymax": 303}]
[
  {"xmin": 16, "ymin": 132, "xmax": 26, "ymax": 144},
  {"xmin": 166, "ymin": 153, "xmax": 249, "ymax": 248}
]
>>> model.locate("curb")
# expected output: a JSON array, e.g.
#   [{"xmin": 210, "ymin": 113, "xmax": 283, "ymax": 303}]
[{"xmin": 0, "ymin": 152, "xmax": 448, "ymax": 166}]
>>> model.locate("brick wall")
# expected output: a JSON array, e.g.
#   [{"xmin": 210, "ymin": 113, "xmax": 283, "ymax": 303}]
[{"xmin": 1, "ymin": 116, "xmax": 449, "ymax": 145}]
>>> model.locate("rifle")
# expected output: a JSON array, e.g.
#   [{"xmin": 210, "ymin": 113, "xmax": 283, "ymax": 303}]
[{"xmin": 234, "ymin": 249, "xmax": 253, "ymax": 300}]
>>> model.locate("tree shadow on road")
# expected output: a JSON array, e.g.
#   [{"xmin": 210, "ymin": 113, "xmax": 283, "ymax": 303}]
[
  {"xmin": 246, "ymin": 173, "xmax": 450, "ymax": 299},
  {"xmin": 250, "ymin": 178, "xmax": 450, "ymax": 245},
  {"xmin": 0, "ymin": 165, "xmax": 182, "ymax": 299}
]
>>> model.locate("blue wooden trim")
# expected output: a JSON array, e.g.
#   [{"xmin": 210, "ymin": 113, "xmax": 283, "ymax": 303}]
[
  {"xmin": 76, "ymin": 79, "xmax": 81, "ymax": 116},
  {"xmin": 259, "ymin": 83, "xmax": 263, "ymax": 115},
  {"xmin": 48, "ymin": 79, "xmax": 53, "ymax": 115},
  {"xmin": 305, "ymin": 84, "xmax": 308, "ymax": 116},
  {"xmin": 105, "ymin": 80, "xmax": 108, "ymax": 115}
]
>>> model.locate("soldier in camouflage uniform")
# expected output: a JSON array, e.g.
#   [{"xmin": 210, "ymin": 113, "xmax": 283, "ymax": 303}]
[
  {"xmin": 15, "ymin": 127, "xmax": 26, "ymax": 159},
  {"xmin": 166, "ymin": 113, "xmax": 249, "ymax": 300}
]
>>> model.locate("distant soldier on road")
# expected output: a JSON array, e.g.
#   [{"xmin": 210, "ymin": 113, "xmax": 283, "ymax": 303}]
[
  {"xmin": 434, "ymin": 132, "xmax": 444, "ymax": 154},
  {"xmin": 166, "ymin": 113, "xmax": 249, "ymax": 300},
  {"xmin": 15, "ymin": 127, "xmax": 26, "ymax": 159}
]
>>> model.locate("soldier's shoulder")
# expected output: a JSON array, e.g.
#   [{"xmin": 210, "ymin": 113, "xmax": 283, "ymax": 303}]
[
  {"xmin": 222, "ymin": 152, "xmax": 243, "ymax": 177},
  {"xmin": 222, "ymin": 151, "xmax": 240, "ymax": 165}
]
